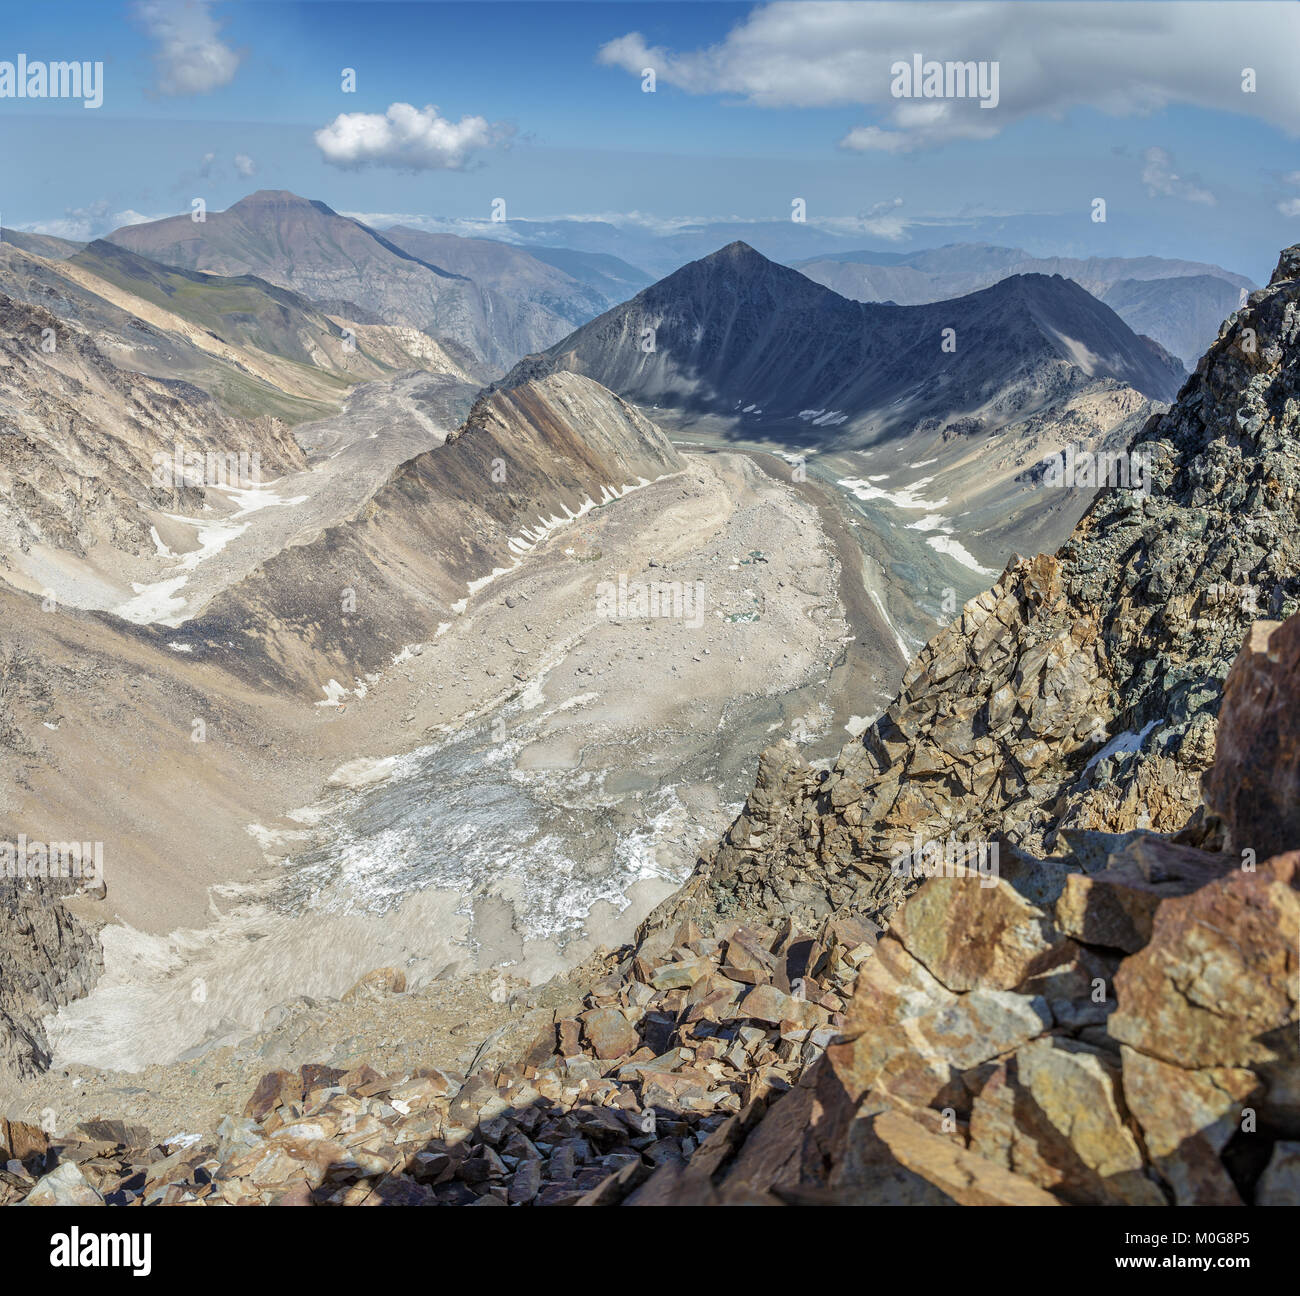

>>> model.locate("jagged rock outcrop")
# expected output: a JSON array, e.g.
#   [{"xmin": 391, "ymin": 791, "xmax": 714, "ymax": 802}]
[
  {"xmin": 0, "ymin": 879, "xmax": 102, "ymax": 1081},
  {"xmin": 648, "ymin": 243, "xmax": 1300, "ymax": 938},
  {"xmin": 645, "ymin": 615, "xmax": 1299, "ymax": 1206}
]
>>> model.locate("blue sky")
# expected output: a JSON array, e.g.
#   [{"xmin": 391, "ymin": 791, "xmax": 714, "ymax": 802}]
[{"xmin": 2, "ymin": 1, "xmax": 1298, "ymax": 281}]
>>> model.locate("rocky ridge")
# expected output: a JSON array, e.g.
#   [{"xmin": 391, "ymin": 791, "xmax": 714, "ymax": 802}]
[{"xmin": 498, "ymin": 241, "xmax": 1185, "ymax": 443}]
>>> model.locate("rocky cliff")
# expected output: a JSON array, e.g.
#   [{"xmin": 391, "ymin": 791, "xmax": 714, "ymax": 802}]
[{"xmin": 638, "ymin": 615, "xmax": 1299, "ymax": 1206}]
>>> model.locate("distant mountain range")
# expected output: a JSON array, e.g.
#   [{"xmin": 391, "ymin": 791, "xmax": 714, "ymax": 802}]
[
  {"xmin": 102, "ymin": 192, "xmax": 646, "ymax": 372},
  {"xmin": 794, "ymin": 244, "xmax": 1253, "ymax": 368},
  {"xmin": 356, "ymin": 215, "xmax": 1252, "ymax": 366},
  {"xmin": 12, "ymin": 196, "xmax": 1255, "ymax": 375},
  {"xmin": 500, "ymin": 240, "xmax": 1185, "ymax": 441}
]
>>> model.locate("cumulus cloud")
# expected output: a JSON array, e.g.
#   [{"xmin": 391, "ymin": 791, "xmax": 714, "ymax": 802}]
[
  {"xmin": 1141, "ymin": 146, "xmax": 1216, "ymax": 205},
  {"xmin": 21, "ymin": 203, "xmax": 158, "ymax": 242},
  {"xmin": 135, "ymin": 0, "xmax": 244, "ymax": 96},
  {"xmin": 234, "ymin": 153, "xmax": 256, "ymax": 177},
  {"xmin": 314, "ymin": 103, "xmax": 513, "ymax": 171},
  {"xmin": 598, "ymin": 1, "xmax": 1300, "ymax": 152}
]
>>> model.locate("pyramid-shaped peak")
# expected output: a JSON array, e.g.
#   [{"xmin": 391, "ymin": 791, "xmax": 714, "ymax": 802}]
[{"xmin": 228, "ymin": 190, "xmax": 338, "ymax": 217}]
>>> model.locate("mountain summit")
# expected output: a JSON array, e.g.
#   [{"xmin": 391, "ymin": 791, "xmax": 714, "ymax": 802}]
[
  {"xmin": 500, "ymin": 240, "xmax": 1185, "ymax": 443},
  {"xmin": 105, "ymin": 192, "xmax": 632, "ymax": 371}
]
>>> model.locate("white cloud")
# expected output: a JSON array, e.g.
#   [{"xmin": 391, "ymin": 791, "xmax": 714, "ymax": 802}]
[
  {"xmin": 598, "ymin": 1, "xmax": 1300, "ymax": 152},
  {"xmin": 234, "ymin": 153, "xmax": 256, "ymax": 177},
  {"xmin": 135, "ymin": 0, "xmax": 244, "ymax": 96},
  {"xmin": 314, "ymin": 103, "xmax": 512, "ymax": 171},
  {"xmin": 20, "ymin": 203, "xmax": 159, "ymax": 242},
  {"xmin": 1141, "ymin": 146, "xmax": 1216, "ymax": 205}
]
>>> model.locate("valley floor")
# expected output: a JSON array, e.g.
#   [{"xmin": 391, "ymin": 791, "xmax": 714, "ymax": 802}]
[{"xmin": 4, "ymin": 443, "xmax": 857, "ymax": 1111}]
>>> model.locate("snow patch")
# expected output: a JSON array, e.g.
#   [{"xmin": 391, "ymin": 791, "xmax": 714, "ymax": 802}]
[
  {"xmin": 926, "ymin": 536, "xmax": 998, "ymax": 576},
  {"xmin": 838, "ymin": 475, "xmax": 949, "ymax": 510},
  {"xmin": 1084, "ymin": 719, "xmax": 1163, "ymax": 775}
]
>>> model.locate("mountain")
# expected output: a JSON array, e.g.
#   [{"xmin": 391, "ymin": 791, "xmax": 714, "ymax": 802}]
[
  {"xmin": 396, "ymin": 216, "xmax": 908, "ymax": 278},
  {"xmin": 376, "ymin": 225, "xmax": 628, "ymax": 367},
  {"xmin": 0, "ymin": 237, "xmax": 477, "ymax": 425},
  {"xmin": 0, "ymin": 229, "xmax": 83, "ymax": 259},
  {"xmin": 106, "ymin": 192, "xmax": 639, "ymax": 373},
  {"xmin": 796, "ymin": 243, "xmax": 1253, "ymax": 368},
  {"xmin": 0, "ymin": 237, "xmax": 484, "ymax": 625},
  {"xmin": 1100, "ymin": 274, "xmax": 1247, "ymax": 371},
  {"xmin": 0, "ymin": 289, "xmax": 307, "ymax": 590},
  {"xmin": 520, "ymin": 245, "xmax": 653, "ymax": 300},
  {"xmin": 9, "ymin": 248, "xmax": 1297, "ymax": 1209},
  {"xmin": 500, "ymin": 241, "xmax": 1184, "ymax": 440}
]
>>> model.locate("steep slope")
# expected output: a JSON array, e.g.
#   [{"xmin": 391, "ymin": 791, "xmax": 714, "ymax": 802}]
[
  {"xmin": 0, "ymin": 240, "xmax": 472, "ymax": 423},
  {"xmin": 69, "ymin": 239, "xmax": 387, "ymax": 376},
  {"xmin": 178, "ymin": 372, "xmax": 685, "ymax": 696},
  {"xmin": 378, "ymin": 226, "xmax": 632, "ymax": 360},
  {"xmin": 651, "ymin": 244, "xmax": 1300, "ymax": 938},
  {"xmin": 0, "ymin": 229, "xmax": 83, "ymax": 259},
  {"xmin": 499, "ymin": 242, "xmax": 1184, "ymax": 445},
  {"xmin": 1100, "ymin": 274, "xmax": 1248, "ymax": 370},
  {"xmin": 0, "ymin": 291, "xmax": 307, "ymax": 594},
  {"xmin": 798, "ymin": 243, "xmax": 1253, "ymax": 369},
  {"xmin": 0, "ymin": 239, "xmax": 487, "ymax": 624}
]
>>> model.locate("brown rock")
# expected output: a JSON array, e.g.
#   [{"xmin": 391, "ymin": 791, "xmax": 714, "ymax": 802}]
[
  {"xmin": 0, "ymin": 1119, "xmax": 48, "ymax": 1166},
  {"xmin": 1203, "ymin": 616, "xmax": 1300, "ymax": 859},
  {"xmin": 891, "ymin": 873, "xmax": 1070, "ymax": 991},
  {"xmin": 1056, "ymin": 837, "xmax": 1237, "ymax": 953},
  {"xmin": 244, "ymin": 1069, "xmax": 299, "ymax": 1121},
  {"xmin": 650, "ymin": 958, "xmax": 712, "ymax": 990},
  {"xmin": 1109, "ymin": 866, "xmax": 1300, "ymax": 1075},
  {"xmin": 341, "ymin": 966, "xmax": 407, "ymax": 1000},
  {"xmin": 1120, "ymin": 1046, "xmax": 1256, "ymax": 1205},
  {"xmin": 970, "ymin": 1038, "xmax": 1165, "ymax": 1205},
  {"xmin": 837, "ymin": 1109, "xmax": 1062, "ymax": 1206},
  {"xmin": 581, "ymin": 1007, "xmax": 640, "ymax": 1060}
]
